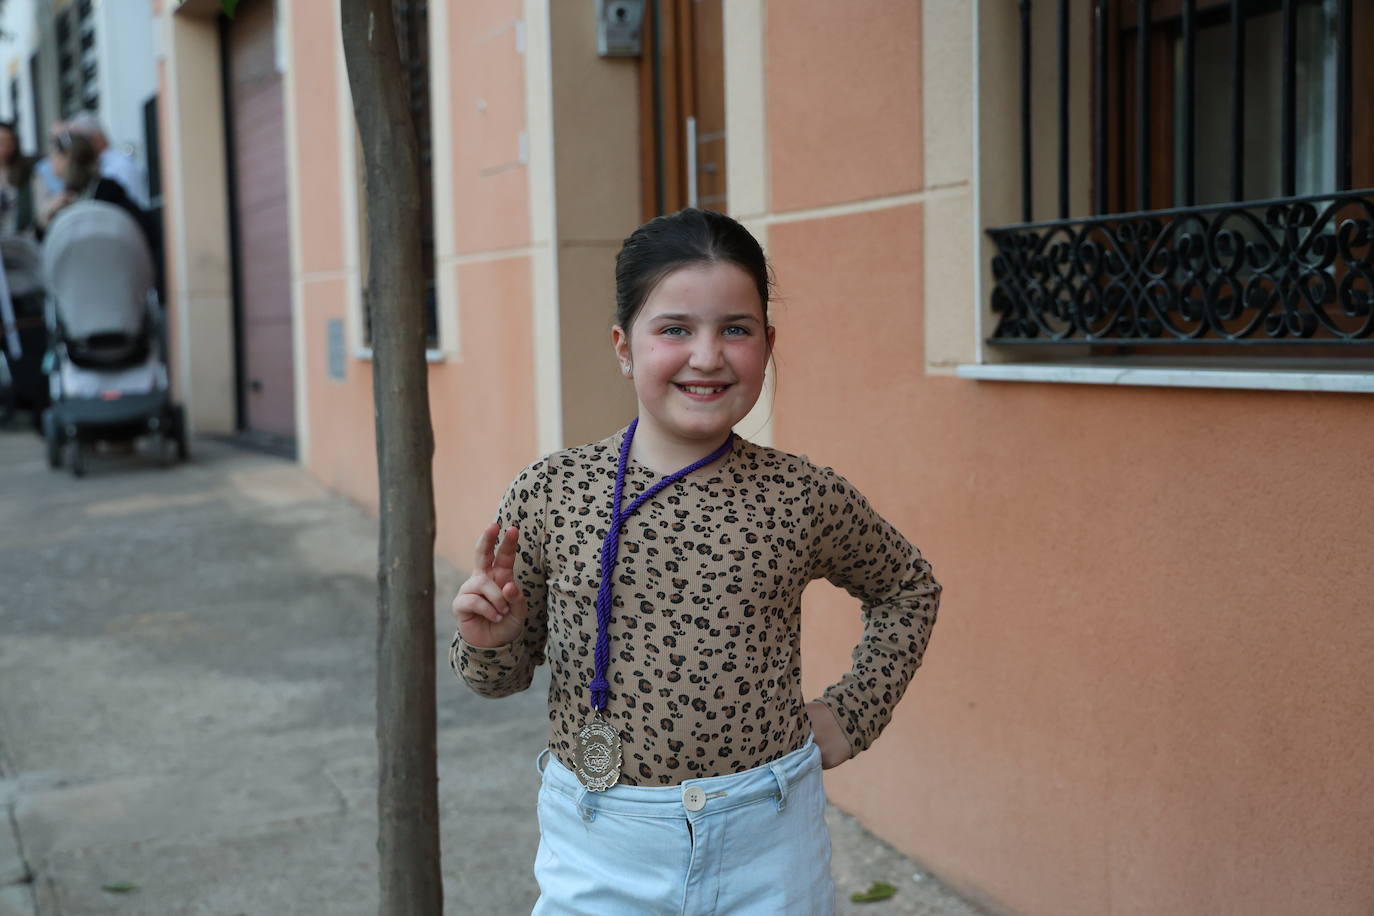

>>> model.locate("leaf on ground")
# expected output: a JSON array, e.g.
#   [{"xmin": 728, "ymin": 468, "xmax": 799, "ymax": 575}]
[
  {"xmin": 101, "ymin": 881, "xmax": 139, "ymax": 894},
  {"xmin": 850, "ymin": 880, "xmax": 898, "ymax": 903}
]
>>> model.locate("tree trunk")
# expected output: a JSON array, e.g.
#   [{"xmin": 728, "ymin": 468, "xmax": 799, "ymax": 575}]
[{"xmin": 339, "ymin": 1, "xmax": 441, "ymax": 913}]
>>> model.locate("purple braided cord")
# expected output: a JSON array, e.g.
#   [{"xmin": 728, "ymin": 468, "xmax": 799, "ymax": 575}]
[{"xmin": 589, "ymin": 417, "xmax": 734, "ymax": 710}]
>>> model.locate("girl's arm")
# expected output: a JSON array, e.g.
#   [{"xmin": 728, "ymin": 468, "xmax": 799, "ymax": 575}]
[
  {"xmin": 808, "ymin": 464, "xmax": 941, "ymax": 761},
  {"xmin": 449, "ymin": 459, "xmax": 551, "ymax": 697}
]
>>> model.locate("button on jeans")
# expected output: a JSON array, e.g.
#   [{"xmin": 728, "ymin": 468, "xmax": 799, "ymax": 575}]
[{"xmin": 531, "ymin": 739, "xmax": 835, "ymax": 915}]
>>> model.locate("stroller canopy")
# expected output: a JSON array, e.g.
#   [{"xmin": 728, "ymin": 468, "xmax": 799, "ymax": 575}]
[{"xmin": 42, "ymin": 200, "xmax": 154, "ymax": 340}]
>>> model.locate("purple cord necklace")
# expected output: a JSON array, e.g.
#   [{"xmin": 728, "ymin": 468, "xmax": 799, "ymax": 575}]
[{"xmin": 572, "ymin": 416, "xmax": 735, "ymax": 791}]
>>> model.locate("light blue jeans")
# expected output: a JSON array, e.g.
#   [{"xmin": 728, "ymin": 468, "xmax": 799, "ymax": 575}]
[{"xmin": 531, "ymin": 739, "xmax": 835, "ymax": 915}]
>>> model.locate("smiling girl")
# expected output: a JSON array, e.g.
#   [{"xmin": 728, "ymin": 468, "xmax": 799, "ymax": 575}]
[{"xmin": 450, "ymin": 208, "xmax": 940, "ymax": 915}]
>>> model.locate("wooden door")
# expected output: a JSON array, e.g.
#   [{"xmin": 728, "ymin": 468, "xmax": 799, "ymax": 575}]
[
  {"xmin": 639, "ymin": 0, "xmax": 727, "ymax": 219},
  {"xmin": 226, "ymin": 0, "xmax": 295, "ymax": 442}
]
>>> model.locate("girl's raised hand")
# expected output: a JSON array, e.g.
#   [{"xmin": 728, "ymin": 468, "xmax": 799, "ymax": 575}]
[{"xmin": 451, "ymin": 523, "xmax": 529, "ymax": 649}]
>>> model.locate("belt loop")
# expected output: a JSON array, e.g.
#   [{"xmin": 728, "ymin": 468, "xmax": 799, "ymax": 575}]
[
  {"xmin": 768, "ymin": 761, "xmax": 788, "ymax": 812},
  {"xmin": 575, "ymin": 786, "xmax": 596, "ymax": 822},
  {"xmin": 535, "ymin": 747, "xmax": 551, "ymax": 776}
]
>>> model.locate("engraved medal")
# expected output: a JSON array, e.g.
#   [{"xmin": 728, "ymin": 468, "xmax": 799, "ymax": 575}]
[
  {"xmin": 574, "ymin": 419, "xmax": 732, "ymax": 791},
  {"xmin": 574, "ymin": 715, "xmax": 622, "ymax": 791}
]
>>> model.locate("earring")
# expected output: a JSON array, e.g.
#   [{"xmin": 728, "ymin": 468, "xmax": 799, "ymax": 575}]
[{"xmin": 622, "ymin": 363, "xmax": 632, "ymax": 376}]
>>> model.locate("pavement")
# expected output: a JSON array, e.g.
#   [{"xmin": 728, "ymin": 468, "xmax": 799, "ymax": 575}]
[{"xmin": 0, "ymin": 426, "xmax": 987, "ymax": 916}]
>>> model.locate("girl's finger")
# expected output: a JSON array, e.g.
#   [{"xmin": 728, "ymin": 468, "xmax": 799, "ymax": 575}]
[
  {"xmin": 502, "ymin": 581, "xmax": 529, "ymax": 621},
  {"xmin": 471, "ymin": 577, "xmax": 510, "ymax": 616},
  {"xmin": 472, "ymin": 523, "xmax": 500, "ymax": 572},
  {"xmin": 493, "ymin": 525, "xmax": 520, "ymax": 570},
  {"xmin": 451, "ymin": 592, "xmax": 504, "ymax": 624}
]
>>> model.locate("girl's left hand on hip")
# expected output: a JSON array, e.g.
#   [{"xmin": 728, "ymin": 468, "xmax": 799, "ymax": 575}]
[{"xmin": 805, "ymin": 701, "xmax": 852, "ymax": 770}]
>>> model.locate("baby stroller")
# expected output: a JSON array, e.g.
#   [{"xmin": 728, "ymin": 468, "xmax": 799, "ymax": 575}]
[
  {"xmin": 40, "ymin": 200, "xmax": 187, "ymax": 477},
  {"xmin": 0, "ymin": 235, "xmax": 49, "ymax": 425}
]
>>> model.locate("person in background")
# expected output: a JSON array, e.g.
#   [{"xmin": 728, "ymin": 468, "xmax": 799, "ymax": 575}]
[
  {"xmin": 32, "ymin": 121, "xmax": 64, "ymax": 205},
  {"xmin": 0, "ymin": 121, "xmax": 38, "ymax": 237},
  {"xmin": 65, "ymin": 111, "xmax": 147, "ymax": 208},
  {"xmin": 37, "ymin": 129, "xmax": 162, "ymax": 299}
]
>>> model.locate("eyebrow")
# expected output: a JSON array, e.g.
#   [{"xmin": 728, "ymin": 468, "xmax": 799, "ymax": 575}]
[{"xmin": 648, "ymin": 313, "xmax": 761, "ymax": 323}]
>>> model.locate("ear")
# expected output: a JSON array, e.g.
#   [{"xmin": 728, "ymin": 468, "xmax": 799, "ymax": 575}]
[
  {"xmin": 611, "ymin": 325, "xmax": 631, "ymax": 368},
  {"xmin": 765, "ymin": 324, "xmax": 777, "ymax": 353}
]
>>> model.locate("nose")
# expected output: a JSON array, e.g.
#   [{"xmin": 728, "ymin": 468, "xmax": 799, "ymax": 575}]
[{"xmin": 688, "ymin": 335, "xmax": 725, "ymax": 372}]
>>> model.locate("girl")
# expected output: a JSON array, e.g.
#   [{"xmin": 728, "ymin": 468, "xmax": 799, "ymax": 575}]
[{"xmin": 451, "ymin": 208, "xmax": 940, "ymax": 915}]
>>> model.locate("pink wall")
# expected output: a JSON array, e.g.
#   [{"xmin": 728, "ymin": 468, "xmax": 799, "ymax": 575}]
[
  {"xmin": 782, "ymin": 337, "xmax": 1374, "ymax": 915},
  {"xmin": 450, "ymin": 0, "xmax": 530, "ymax": 255},
  {"xmin": 766, "ymin": 5, "xmax": 1374, "ymax": 915},
  {"xmin": 765, "ymin": 0, "xmax": 923, "ymax": 211},
  {"xmin": 286, "ymin": 0, "xmax": 541, "ymax": 554},
  {"xmin": 430, "ymin": 257, "xmax": 539, "ymax": 565}
]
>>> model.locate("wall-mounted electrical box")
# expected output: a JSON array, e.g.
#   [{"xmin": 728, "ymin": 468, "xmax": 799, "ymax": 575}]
[{"xmin": 596, "ymin": 0, "xmax": 645, "ymax": 58}]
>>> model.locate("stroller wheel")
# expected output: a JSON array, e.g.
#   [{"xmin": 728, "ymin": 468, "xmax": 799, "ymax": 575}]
[
  {"xmin": 42, "ymin": 409, "xmax": 63, "ymax": 469},
  {"xmin": 67, "ymin": 439, "xmax": 85, "ymax": 478}
]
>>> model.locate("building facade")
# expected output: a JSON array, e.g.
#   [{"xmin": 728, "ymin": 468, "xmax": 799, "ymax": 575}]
[
  {"xmin": 0, "ymin": 0, "xmax": 157, "ymax": 197},
  {"xmin": 155, "ymin": 1, "xmax": 1374, "ymax": 914}
]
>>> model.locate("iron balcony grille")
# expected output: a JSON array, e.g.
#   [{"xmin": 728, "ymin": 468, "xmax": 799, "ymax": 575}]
[
  {"xmin": 991, "ymin": 1, "xmax": 1373, "ymax": 347},
  {"xmin": 988, "ymin": 190, "xmax": 1374, "ymax": 345}
]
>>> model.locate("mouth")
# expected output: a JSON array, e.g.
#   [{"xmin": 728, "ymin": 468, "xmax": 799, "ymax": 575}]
[{"xmin": 674, "ymin": 382, "xmax": 733, "ymax": 400}]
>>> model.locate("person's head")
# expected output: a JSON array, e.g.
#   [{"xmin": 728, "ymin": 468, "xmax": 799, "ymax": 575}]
[
  {"xmin": 66, "ymin": 111, "xmax": 108, "ymax": 153},
  {"xmin": 51, "ymin": 129, "xmax": 99, "ymax": 192},
  {"xmin": 611, "ymin": 208, "xmax": 775, "ymax": 450}
]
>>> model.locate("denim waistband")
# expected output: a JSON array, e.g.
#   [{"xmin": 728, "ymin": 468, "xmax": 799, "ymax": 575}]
[{"xmin": 538, "ymin": 738, "xmax": 820, "ymax": 821}]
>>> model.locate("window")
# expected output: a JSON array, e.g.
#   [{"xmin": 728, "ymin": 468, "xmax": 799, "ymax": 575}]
[
  {"xmin": 986, "ymin": 0, "xmax": 1373, "ymax": 350},
  {"xmin": 56, "ymin": 5, "xmax": 98, "ymax": 119}
]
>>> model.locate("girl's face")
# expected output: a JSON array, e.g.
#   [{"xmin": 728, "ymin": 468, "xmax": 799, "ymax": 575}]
[{"xmin": 613, "ymin": 261, "xmax": 774, "ymax": 453}]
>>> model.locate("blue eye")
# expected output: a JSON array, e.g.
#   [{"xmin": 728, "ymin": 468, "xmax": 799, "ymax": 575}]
[
  {"xmin": 723, "ymin": 326, "xmax": 750, "ymax": 337},
  {"xmin": 661, "ymin": 326, "xmax": 688, "ymax": 337}
]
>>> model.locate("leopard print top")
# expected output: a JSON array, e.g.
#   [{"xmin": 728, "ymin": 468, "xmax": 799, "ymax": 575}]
[{"xmin": 451, "ymin": 428, "xmax": 940, "ymax": 786}]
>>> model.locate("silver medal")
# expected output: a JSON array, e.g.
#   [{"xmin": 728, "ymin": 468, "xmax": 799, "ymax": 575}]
[{"xmin": 574, "ymin": 715, "xmax": 622, "ymax": 791}]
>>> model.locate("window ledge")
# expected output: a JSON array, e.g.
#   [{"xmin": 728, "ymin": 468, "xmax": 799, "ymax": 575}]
[
  {"xmin": 353, "ymin": 346, "xmax": 448, "ymax": 364},
  {"xmin": 956, "ymin": 362, "xmax": 1374, "ymax": 394}
]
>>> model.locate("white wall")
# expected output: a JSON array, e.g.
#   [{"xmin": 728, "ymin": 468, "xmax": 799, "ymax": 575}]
[
  {"xmin": 94, "ymin": 0, "xmax": 157, "ymax": 167},
  {"xmin": 0, "ymin": 0, "xmax": 157, "ymax": 175},
  {"xmin": 0, "ymin": 0, "xmax": 43, "ymax": 154}
]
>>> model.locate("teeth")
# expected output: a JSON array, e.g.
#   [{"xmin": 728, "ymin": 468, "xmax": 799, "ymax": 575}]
[{"xmin": 680, "ymin": 385, "xmax": 727, "ymax": 394}]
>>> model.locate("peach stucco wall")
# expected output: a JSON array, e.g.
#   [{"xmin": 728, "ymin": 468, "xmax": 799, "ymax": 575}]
[
  {"xmin": 450, "ymin": 0, "xmax": 530, "ymax": 256},
  {"xmin": 283, "ymin": 0, "xmax": 540, "ymax": 553},
  {"xmin": 764, "ymin": 6, "xmax": 1374, "ymax": 916},
  {"xmin": 291, "ymin": 0, "xmax": 346, "ymax": 278},
  {"xmin": 765, "ymin": 0, "xmax": 923, "ymax": 212},
  {"xmin": 300, "ymin": 277, "xmax": 378, "ymax": 510},
  {"xmin": 430, "ymin": 256, "xmax": 539, "ymax": 565}
]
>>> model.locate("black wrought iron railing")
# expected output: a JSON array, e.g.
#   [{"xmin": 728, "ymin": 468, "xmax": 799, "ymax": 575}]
[
  {"xmin": 990, "ymin": 0, "xmax": 1371, "ymax": 347},
  {"xmin": 989, "ymin": 191, "xmax": 1374, "ymax": 345}
]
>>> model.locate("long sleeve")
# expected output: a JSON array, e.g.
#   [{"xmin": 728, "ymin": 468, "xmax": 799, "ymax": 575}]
[
  {"xmin": 808, "ymin": 465, "xmax": 940, "ymax": 758},
  {"xmin": 450, "ymin": 458, "xmax": 551, "ymax": 697}
]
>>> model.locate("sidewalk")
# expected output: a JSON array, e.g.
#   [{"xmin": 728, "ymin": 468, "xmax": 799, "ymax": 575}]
[{"xmin": 0, "ymin": 429, "xmax": 986, "ymax": 916}]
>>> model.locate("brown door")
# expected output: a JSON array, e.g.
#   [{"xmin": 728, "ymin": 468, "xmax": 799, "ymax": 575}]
[
  {"xmin": 639, "ymin": 0, "xmax": 727, "ymax": 219},
  {"xmin": 226, "ymin": 0, "xmax": 295, "ymax": 442}
]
